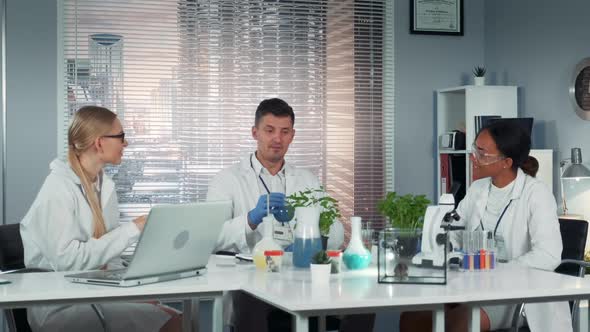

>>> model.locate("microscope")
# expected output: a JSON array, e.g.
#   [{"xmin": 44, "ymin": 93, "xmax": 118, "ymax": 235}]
[{"xmin": 412, "ymin": 194, "xmax": 464, "ymax": 267}]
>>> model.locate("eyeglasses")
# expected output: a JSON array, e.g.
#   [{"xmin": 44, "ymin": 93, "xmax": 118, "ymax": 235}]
[
  {"xmin": 471, "ymin": 143, "xmax": 505, "ymax": 166},
  {"xmin": 102, "ymin": 132, "xmax": 125, "ymax": 143}
]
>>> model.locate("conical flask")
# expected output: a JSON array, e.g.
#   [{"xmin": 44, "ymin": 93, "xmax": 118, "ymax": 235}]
[{"xmin": 343, "ymin": 216, "xmax": 371, "ymax": 270}]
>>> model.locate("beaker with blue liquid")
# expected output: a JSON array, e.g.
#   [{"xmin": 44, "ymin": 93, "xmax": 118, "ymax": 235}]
[{"xmin": 292, "ymin": 206, "xmax": 322, "ymax": 268}]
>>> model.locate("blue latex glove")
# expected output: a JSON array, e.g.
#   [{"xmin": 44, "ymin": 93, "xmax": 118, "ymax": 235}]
[
  {"xmin": 247, "ymin": 193, "xmax": 286, "ymax": 226},
  {"xmin": 283, "ymin": 243, "xmax": 294, "ymax": 252}
]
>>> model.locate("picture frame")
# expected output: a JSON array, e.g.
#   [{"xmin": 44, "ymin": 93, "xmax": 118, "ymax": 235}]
[{"xmin": 410, "ymin": 0, "xmax": 463, "ymax": 36}]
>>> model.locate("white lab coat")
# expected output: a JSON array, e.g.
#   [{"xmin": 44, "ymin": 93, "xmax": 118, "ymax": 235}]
[
  {"xmin": 452, "ymin": 168, "xmax": 572, "ymax": 332},
  {"xmin": 207, "ymin": 153, "xmax": 344, "ymax": 253},
  {"xmin": 20, "ymin": 158, "xmax": 171, "ymax": 332},
  {"xmin": 207, "ymin": 153, "xmax": 345, "ymax": 329}
]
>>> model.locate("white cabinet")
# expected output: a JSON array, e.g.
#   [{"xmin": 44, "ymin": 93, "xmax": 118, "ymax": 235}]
[
  {"xmin": 436, "ymin": 86, "xmax": 518, "ymax": 202},
  {"xmin": 529, "ymin": 149, "xmax": 553, "ymax": 191}
]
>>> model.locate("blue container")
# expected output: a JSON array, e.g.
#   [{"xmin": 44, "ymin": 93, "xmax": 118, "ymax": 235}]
[{"xmin": 293, "ymin": 237, "xmax": 322, "ymax": 268}]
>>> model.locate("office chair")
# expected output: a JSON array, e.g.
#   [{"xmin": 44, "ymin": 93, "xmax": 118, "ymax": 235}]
[
  {"xmin": 510, "ymin": 218, "xmax": 590, "ymax": 332},
  {"xmin": 0, "ymin": 223, "xmax": 109, "ymax": 332}
]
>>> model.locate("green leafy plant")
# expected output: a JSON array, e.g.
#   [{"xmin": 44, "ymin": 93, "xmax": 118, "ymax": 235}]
[
  {"xmin": 311, "ymin": 250, "xmax": 332, "ymax": 264},
  {"xmin": 286, "ymin": 187, "xmax": 341, "ymax": 237},
  {"xmin": 376, "ymin": 192, "xmax": 431, "ymax": 230},
  {"xmin": 472, "ymin": 65, "xmax": 486, "ymax": 77}
]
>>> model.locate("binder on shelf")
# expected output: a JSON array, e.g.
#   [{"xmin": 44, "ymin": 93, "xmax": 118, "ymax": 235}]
[{"xmin": 440, "ymin": 154, "xmax": 451, "ymax": 193}]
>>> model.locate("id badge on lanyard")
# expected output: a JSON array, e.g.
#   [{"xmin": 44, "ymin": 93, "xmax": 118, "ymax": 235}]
[
  {"xmin": 480, "ymin": 199, "xmax": 513, "ymax": 263},
  {"xmin": 273, "ymin": 221, "xmax": 294, "ymax": 245},
  {"xmin": 250, "ymin": 154, "xmax": 293, "ymax": 245}
]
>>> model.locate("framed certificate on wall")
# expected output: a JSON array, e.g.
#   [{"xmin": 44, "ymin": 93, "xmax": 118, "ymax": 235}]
[{"xmin": 410, "ymin": 0, "xmax": 463, "ymax": 36}]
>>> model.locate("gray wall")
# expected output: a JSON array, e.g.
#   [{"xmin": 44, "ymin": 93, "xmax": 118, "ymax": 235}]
[
  {"xmin": 394, "ymin": 0, "xmax": 485, "ymax": 201},
  {"xmin": 1, "ymin": 2, "xmax": 56, "ymax": 330},
  {"xmin": 3, "ymin": 0, "xmax": 57, "ymax": 224},
  {"xmin": 484, "ymin": 0, "xmax": 590, "ymax": 202}
]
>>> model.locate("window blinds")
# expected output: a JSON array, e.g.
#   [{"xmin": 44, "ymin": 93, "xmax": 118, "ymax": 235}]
[{"xmin": 61, "ymin": 0, "xmax": 393, "ymax": 232}]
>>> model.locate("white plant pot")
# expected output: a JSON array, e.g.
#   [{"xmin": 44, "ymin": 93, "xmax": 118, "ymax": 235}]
[
  {"xmin": 310, "ymin": 263, "xmax": 331, "ymax": 284},
  {"xmin": 474, "ymin": 76, "xmax": 485, "ymax": 86}
]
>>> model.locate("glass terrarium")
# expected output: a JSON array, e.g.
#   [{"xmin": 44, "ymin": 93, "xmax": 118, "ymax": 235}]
[{"xmin": 377, "ymin": 228, "xmax": 447, "ymax": 285}]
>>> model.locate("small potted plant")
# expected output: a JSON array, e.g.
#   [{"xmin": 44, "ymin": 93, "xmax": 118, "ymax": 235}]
[
  {"xmin": 287, "ymin": 187, "xmax": 341, "ymax": 250},
  {"xmin": 310, "ymin": 250, "xmax": 332, "ymax": 283},
  {"xmin": 473, "ymin": 65, "xmax": 486, "ymax": 86},
  {"xmin": 377, "ymin": 192, "xmax": 431, "ymax": 274}
]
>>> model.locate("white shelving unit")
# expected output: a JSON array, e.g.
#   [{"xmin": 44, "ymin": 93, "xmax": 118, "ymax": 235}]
[{"xmin": 436, "ymin": 85, "xmax": 518, "ymax": 202}]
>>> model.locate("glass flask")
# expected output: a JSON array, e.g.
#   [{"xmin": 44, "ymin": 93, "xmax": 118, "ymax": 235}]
[
  {"xmin": 292, "ymin": 206, "xmax": 323, "ymax": 268},
  {"xmin": 343, "ymin": 216, "xmax": 372, "ymax": 270}
]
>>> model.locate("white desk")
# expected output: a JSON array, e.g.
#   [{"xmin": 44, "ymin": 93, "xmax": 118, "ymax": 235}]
[
  {"xmin": 0, "ymin": 259, "xmax": 246, "ymax": 332},
  {"xmin": 241, "ymin": 263, "xmax": 590, "ymax": 332},
  {"xmin": 3, "ymin": 259, "xmax": 590, "ymax": 332}
]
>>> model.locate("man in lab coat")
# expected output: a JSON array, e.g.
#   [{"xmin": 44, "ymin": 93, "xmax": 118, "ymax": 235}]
[
  {"xmin": 207, "ymin": 98, "xmax": 373, "ymax": 332},
  {"xmin": 207, "ymin": 97, "xmax": 344, "ymax": 253}
]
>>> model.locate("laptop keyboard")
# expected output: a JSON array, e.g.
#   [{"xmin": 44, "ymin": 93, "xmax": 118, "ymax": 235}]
[{"xmin": 121, "ymin": 242, "xmax": 137, "ymax": 261}]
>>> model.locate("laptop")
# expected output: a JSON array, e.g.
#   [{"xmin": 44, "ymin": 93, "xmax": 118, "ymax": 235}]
[{"xmin": 65, "ymin": 201, "xmax": 231, "ymax": 287}]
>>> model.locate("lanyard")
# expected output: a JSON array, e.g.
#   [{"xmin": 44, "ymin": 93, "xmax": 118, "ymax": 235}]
[
  {"xmin": 250, "ymin": 153, "xmax": 293, "ymax": 233},
  {"xmin": 250, "ymin": 154, "xmax": 271, "ymax": 194},
  {"xmin": 479, "ymin": 199, "xmax": 513, "ymax": 236}
]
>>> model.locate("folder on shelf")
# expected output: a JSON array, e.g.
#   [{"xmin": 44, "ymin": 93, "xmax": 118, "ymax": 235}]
[{"xmin": 440, "ymin": 154, "xmax": 451, "ymax": 194}]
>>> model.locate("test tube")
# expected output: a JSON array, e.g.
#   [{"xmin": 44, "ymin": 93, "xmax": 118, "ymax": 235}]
[
  {"xmin": 473, "ymin": 232, "xmax": 480, "ymax": 270},
  {"xmin": 479, "ymin": 231, "xmax": 487, "ymax": 271},
  {"xmin": 487, "ymin": 231, "xmax": 496, "ymax": 269},
  {"xmin": 467, "ymin": 231, "xmax": 475, "ymax": 271},
  {"xmin": 461, "ymin": 231, "xmax": 470, "ymax": 271}
]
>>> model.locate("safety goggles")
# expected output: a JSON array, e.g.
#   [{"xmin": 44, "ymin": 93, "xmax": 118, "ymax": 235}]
[
  {"xmin": 102, "ymin": 132, "xmax": 125, "ymax": 143},
  {"xmin": 471, "ymin": 143, "xmax": 505, "ymax": 166}
]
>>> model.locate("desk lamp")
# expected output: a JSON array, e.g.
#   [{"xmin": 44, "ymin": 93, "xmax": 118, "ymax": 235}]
[{"xmin": 560, "ymin": 148, "xmax": 590, "ymax": 216}]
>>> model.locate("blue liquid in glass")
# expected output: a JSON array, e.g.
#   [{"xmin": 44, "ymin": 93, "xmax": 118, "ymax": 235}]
[
  {"xmin": 342, "ymin": 252, "xmax": 371, "ymax": 270},
  {"xmin": 293, "ymin": 237, "xmax": 322, "ymax": 268},
  {"xmin": 462, "ymin": 253, "xmax": 469, "ymax": 270}
]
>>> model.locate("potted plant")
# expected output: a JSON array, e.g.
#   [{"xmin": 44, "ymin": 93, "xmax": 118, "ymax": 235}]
[
  {"xmin": 376, "ymin": 192, "xmax": 431, "ymax": 274},
  {"xmin": 376, "ymin": 192, "xmax": 430, "ymax": 231},
  {"xmin": 473, "ymin": 65, "xmax": 486, "ymax": 86},
  {"xmin": 310, "ymin": 250, "xmax": 332, "ymax": 283},
  {"xmin": 287, "ymin": 187, "xmax": 341, "ymax": 250}
]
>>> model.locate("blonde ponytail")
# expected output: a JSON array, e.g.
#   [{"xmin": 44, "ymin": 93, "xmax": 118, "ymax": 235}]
[
  {"xmin": 68, "ymin": 106, "xmax": 117, "ymax": 239},
  {"xmin": 68, "ymin": 149, "xmax": 106, "ymax": 238}
]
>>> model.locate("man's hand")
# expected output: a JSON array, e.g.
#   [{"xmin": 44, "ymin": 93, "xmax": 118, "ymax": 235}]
[{"xmin": 247, "ymin": 193, "xmax": 286, "ymax": 229}]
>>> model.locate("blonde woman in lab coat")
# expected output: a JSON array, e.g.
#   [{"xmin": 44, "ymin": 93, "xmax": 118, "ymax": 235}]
[
  {"xmin": 20, "ymin": 106, "xmax": 182, "ymax": 332},
  {"xmin": 400, "ymin": 120, "xmax": 572, "ymax": 332}
]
